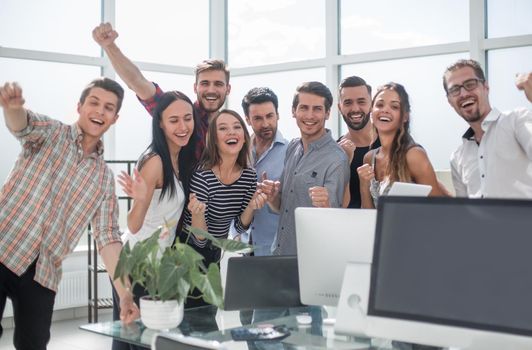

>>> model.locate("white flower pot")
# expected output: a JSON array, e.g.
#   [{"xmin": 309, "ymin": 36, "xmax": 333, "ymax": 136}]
[{"xmin": 140, "ymin": 296, "xmax": 184, "ymax": 330}]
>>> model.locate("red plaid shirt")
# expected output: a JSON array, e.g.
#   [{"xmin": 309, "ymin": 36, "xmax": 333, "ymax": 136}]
[
  {"xmin": 138, "ymin": 83, "xmax": 208, "ymax": 160},
  {"xmin": 0, "ymin": 111, "xmax": 121, "ymax": 292}
]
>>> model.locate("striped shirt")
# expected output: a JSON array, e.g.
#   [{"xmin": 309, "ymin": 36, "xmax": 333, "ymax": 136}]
[
  {"xmin": 0, "ymin": 111, "xmax": 122, "ymax": 292},
  {"xmin": 183, "ymin": 168, "xmax": 257, "ymax": 248}
]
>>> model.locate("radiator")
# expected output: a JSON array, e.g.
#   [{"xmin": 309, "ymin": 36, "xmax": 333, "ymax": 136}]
[
  {"xmin": 55, "ymin": 271, "xmax": 89, "ymax": 309},
  {"xmin": 2, "ymin": 271, "xmax": 112, "ymax": 317}
]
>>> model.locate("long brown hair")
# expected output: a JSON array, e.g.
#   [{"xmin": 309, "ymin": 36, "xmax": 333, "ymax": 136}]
[
  {"xmin": 198, "ymin": 109, "xmax": 251, "ymax": 170},
  {"xmin": 372, "ymin": 82, "xmax": 415, "ymax": 182}
]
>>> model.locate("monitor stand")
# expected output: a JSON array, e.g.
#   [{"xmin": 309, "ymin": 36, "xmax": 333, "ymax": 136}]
[{"xmin": 334, "ymin": 262, "xmax": 371, "ymax": 337}]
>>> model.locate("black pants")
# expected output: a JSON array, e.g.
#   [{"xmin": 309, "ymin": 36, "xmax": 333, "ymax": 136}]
[
  {"xmin": 0, "ymin": 283, "xmax": 6, "ymax": 338},
  {"xmin": 0, "ymin": 261, "xmax": 56, "ymax": 350}
]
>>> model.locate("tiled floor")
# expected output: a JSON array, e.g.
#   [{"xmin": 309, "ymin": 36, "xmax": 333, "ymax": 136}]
[{"xmin": 0, "ymin": 315, "xmax": 113, "ymax": 350}]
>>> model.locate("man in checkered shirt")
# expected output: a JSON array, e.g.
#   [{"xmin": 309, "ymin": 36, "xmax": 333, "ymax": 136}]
[{"xmin": 0, "ymin": 78, "xmax": 139, "ymax": 350}]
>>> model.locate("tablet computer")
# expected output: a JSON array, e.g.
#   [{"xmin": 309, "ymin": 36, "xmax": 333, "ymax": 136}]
[{"xmin": 387, "ymin": 182, "xmax": 432, "ymax": 197}]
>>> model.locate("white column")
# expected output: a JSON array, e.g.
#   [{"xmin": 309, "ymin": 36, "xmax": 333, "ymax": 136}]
[{"xmin": 325, "ymin": 0, "xmax": 340, "ymax": 139}]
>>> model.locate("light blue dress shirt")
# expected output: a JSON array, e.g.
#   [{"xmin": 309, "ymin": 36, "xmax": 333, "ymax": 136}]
[{"xmin": 250, "ymin": 130, "xmax": 288, "ymax": 256}]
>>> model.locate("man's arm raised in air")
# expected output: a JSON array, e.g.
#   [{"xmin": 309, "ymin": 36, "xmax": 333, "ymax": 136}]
[{"xmin": 92, "ymin": 22, "xmax": 155, "ymax": 100}]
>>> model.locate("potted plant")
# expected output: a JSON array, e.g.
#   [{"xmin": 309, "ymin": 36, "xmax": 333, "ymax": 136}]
[{"xmin": 114, "ymin": 223, "xmax": 250, "ymax": 330}]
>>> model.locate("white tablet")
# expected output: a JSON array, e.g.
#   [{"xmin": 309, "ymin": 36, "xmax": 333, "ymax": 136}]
[{"xmin": 387, "ymin": 182, "xmax": 431, "ymax": 197}]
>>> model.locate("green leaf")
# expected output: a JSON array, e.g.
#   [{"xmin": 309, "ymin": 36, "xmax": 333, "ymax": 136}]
[
  {"xmin": 116, "ymin": 222, "xmax": 244, "ymax": 304},
  {"xmin": 213, "ymin": 238, "xmax": 253, "ymax": 253},
  {"xmin": 190, "ymin": 264, "xmax": 223, "ymax": 308},
  {"xmin": 158, "ymin": 253, "xmax": 188, "ymax": 301},
  {"xmin": 185, "ymin": 226, "xmax": 252, "ymax": 253},
  {"xmin": 185, "ymin": 226, "xmax": 220, "ymax": 244}
]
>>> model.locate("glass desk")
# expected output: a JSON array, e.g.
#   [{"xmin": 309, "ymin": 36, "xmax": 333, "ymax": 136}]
[{"xmin": 80, "ymin": 305, "xmax": 403, "ymax": 349}]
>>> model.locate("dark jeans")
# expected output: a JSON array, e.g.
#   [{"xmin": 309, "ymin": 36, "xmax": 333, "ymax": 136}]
[{"xmin": 0, "ymin": 261, "xmax": 56, "ymax": 350}]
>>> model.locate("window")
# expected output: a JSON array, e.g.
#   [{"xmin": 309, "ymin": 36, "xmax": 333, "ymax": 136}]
[
  {"xmin": 0, "ymin": 0, "xmax": 100, "ymax": 56},
  {"xmin": 341, "ymin": 0, "xmax": 468, "ymax": 55},
  {"xmin": 488, "ymin": 46, "xmax": 532, "ymax": 110},
  {"xmin": 115, "ymin": 0, "xmax": 209, "ymax": 66},
  {"xmin": 228, "ymin": 0, "xmax": 325, "ymax": 67},
  {"xmin": 487, "ymin": 0, "xmax": 532, "ymax": 38}
]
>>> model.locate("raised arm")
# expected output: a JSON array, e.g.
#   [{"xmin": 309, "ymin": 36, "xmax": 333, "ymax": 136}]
[
  {"xmin": 0, "ymin": 82, "xmax": 28, "ymax": 132},
  {"xmin": 357, "ymin": 152, "xmax": 375, "ymax": 209},
  {"xmin": 516, "ymin": 72, "xmax": 532, "ymax": 103},
  {"xmin": 187, "ymin": 173, "xmax": 209, "ymax": 239},
  {"xmin": 92, "ymin": 23, "xmax": 155, "ymax": 100},
  {"xmin": 117, "ymin": 156, "xmax": 161, "ymax": 234}
]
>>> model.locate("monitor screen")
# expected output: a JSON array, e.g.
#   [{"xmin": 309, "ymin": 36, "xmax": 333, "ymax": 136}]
[{"xmin": 368, "ymin": 196, "xmax": 532, "ymax": 338}]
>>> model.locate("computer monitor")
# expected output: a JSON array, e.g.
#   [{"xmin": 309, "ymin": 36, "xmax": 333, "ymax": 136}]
[
  {"xmin": 295, "ymin": 207, "xmax": 377, "ymax": 306},
  {"xmin": 365, "ymin": 196, "xmax": 532, "ymax": 349}
]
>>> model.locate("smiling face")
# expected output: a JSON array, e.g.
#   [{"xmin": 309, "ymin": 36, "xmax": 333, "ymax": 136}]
[
  {"xmin": 215, "ymin": 112, "xmax": 245, "ymax": 157},
  {"xmin": 246, "ymin": 101, "xmax": 279, "ymax": 143},
  {"xmin": 193, "ymin": 70, "xmax": 231, "ymax": 113},
  {"xmin": 371, "ymin": 89, "xmax": 405, "ymax": 134},
  {"xmin": 77, "ymin": 87, "xmax": 119, "ymax": 140},
  {"xmin": 160, "ymin": 99, "xmax": 194, "ymax": 151},
  {"xmin": 445, "ymin": 66, "xmax": 491, "ymax": 124},
  {"xmin": 338, "ymin": 85, "xmax": 372, "ymax": 131},
  {"xmin": 293, "ymin": 92, "xmax": 330, "ymax": 143}
]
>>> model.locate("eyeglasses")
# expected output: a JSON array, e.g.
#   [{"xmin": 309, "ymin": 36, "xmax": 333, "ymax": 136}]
[{"xmin": 447, "ymin": 78, "xmax": 484, "ymax": 97}]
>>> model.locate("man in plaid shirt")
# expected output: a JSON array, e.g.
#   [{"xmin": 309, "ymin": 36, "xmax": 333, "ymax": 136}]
[
  {"xmin": 93, "ymin": 22, "xmax": 231, "ymax": 161},
  {"xmin": 0, "ymin": 78, "xmax": 139, "ymax": 350}
]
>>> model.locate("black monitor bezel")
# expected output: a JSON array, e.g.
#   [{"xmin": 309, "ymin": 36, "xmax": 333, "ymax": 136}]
[{"xmin": 368, "ymin": 196, "xmax": 532, "ymax": 337}]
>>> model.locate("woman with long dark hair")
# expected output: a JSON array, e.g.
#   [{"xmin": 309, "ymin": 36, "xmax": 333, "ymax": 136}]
[
  {"xmin": 357, "ymin": 82, "xmax": 447, "ymax": 208},
  {"xmin": 112, "ymin": 91, "xmax": 198, "ymax": 350}
]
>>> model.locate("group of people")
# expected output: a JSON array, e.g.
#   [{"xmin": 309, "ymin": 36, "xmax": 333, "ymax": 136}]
[{"xmin": 0, "ymin": 21, "xmax": 531, "ymax": 350}]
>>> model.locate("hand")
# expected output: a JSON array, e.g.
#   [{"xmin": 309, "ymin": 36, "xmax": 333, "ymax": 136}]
[
  {"xmin": 515, "ymin": 72, "xmax": 532, "ymax": 103},
  {"xmin": 0, "ymin": 82, "xmax": 25, "ymax": 110},
  {"xmin": 119, "ymin": 293, "xmax": 140, "ymax": 324},
  {"xmin": 257, "ymin": 172, "xmax": 280, "ymax": 203},
  {"xmin": 338, "ymin": 137, "xmax": 356, "ymax": 163},
  {"xmin": 357, "ymin": 163, "xmax": 374, "ymax": 184},
  {"xmin": 92, "ymin": 22, "xmax": 119, "ymax": 48},
  {"xmin": 117, "ymin": 169, "xmax": 148, "ymax": 202},
  {"xmin": 249, "ymin": 189, "xmax": 268, "ymax": 210},
  {"xmin": 187, "ymin": 193, "xmax": 206, "ymax": 216},
  {"xmin": 309, "ymin": 186, "xmax": 330, "ymax": 208}
]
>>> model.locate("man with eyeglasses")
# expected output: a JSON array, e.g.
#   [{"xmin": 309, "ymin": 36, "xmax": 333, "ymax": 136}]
[{"xmin": 443, "ymin": 59, "xmax": 532, "ymax": 199}]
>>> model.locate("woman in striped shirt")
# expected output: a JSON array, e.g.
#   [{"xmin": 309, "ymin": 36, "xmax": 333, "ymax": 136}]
[{"xmin": 180, "ymin": 109, "xmax": 267, "ymax": 273}]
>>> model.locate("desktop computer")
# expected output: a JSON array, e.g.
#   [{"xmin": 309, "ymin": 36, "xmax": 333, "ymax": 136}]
[{"xmin": 338, "ymin": 196, "xmax": 532, "ymax": 349}]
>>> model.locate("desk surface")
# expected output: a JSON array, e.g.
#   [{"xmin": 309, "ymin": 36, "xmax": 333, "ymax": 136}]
[{"xmin": 80, "ymin": 305, "xmax": 402, "ymax": 349}]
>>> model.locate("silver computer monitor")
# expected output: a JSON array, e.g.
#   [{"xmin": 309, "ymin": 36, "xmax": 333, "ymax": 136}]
[
  {"xmin": 295, "ymin": 207, "xmax": 377, "ymax": 307},
  {"xmin": 365, "ymin": 196, "xmax": 532, "ymax": 349}
]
